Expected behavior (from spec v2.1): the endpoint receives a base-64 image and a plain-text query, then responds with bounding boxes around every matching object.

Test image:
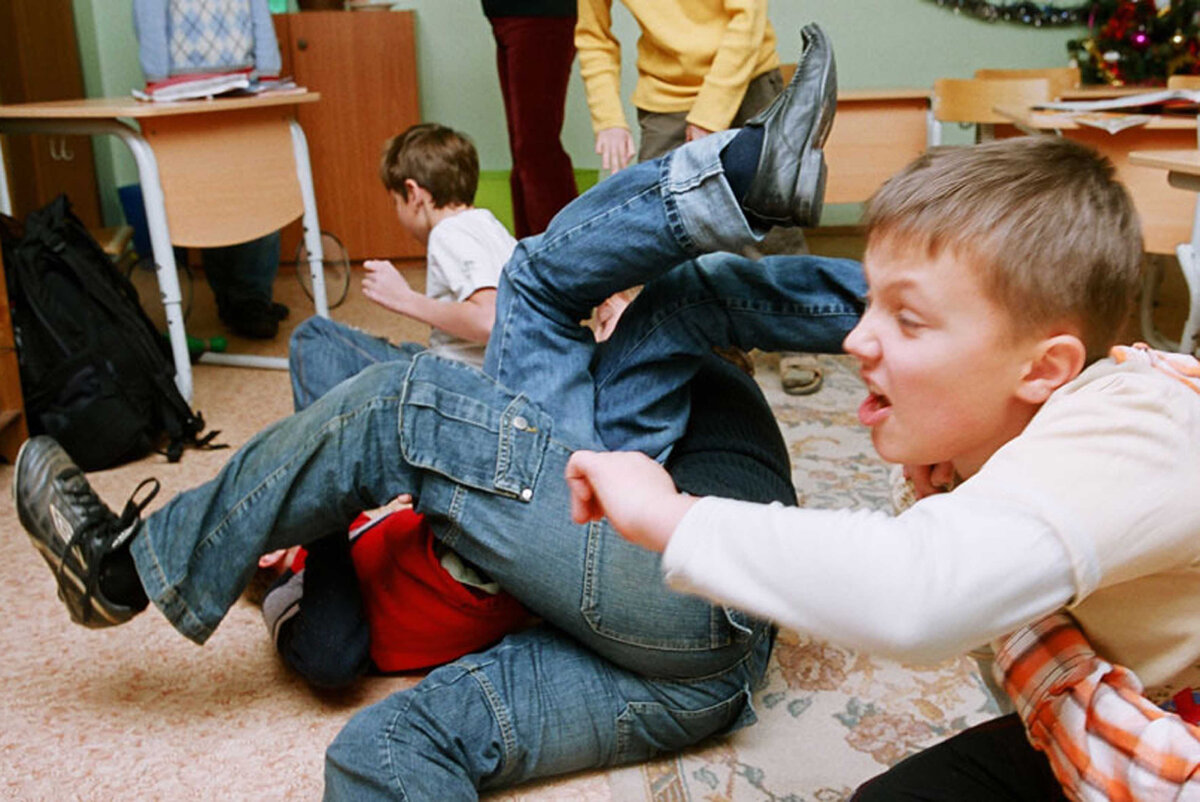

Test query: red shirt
[293,509,531,672]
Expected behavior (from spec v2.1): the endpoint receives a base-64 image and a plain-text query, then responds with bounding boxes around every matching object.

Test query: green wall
[70,0,1084,227]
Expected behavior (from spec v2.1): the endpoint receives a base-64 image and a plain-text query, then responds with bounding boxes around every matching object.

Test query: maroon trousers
[488,15,578,238]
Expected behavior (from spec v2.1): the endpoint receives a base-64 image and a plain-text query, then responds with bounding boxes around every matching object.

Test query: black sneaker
[12,436,159,628]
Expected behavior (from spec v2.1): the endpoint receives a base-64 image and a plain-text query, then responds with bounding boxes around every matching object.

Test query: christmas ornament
[1068,1,1200,85]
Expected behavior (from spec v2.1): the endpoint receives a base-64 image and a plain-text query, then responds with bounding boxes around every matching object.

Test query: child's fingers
[929,461,956,491]
[258,549,289,569]
[565,451,602,523]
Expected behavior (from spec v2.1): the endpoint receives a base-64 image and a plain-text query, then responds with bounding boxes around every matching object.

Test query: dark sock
[99,539,149,611]
[719,125,765,205]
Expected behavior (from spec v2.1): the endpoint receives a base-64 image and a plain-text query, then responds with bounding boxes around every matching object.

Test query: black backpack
[1,195,220,470]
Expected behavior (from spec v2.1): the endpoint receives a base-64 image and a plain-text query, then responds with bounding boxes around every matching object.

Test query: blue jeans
[288,318,424,411]
[130,354,774,798]
[127,133,856,799]
[290,244,864,460]
[485,130,863,456]
[588,251,863,454]
[199,230,282,315]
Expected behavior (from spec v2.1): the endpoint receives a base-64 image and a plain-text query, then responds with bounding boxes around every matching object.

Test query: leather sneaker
[742,23,837,227]
[13,436,158,627]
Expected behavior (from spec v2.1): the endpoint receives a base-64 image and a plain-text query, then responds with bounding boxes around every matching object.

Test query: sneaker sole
[12,438,126,626]
[794,48,835,227]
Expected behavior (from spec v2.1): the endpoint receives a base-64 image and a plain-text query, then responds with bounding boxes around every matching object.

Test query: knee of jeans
[326,665,503,800]
[325,703,409,801]
[289,317,325,372]
[613,682,754,766]
[289,315,338,355]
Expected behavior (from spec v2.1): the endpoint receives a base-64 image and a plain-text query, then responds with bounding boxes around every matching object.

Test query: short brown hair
[379,123,479,207]
[865,136,1142,360]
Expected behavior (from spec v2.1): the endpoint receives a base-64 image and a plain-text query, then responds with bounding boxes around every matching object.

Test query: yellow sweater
[576,0,780,134]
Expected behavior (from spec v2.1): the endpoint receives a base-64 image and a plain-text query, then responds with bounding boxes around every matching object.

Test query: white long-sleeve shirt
[663,347,1200,697]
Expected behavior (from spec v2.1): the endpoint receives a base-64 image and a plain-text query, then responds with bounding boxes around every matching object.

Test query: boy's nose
[842,319,877,363]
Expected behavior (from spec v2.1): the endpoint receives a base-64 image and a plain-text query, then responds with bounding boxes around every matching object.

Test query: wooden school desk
[1127,149,1200,354]
[0,91,328,402]
[993,103,1197,256]
[824,88,932,204]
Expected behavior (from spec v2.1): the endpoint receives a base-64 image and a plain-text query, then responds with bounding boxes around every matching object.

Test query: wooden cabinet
[274,11,423,261]
[0,0,102,229]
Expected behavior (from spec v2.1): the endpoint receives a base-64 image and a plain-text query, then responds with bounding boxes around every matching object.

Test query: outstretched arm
[566,450,696,550]
[362,259,496,344]
[995,613,1200,801]
[566,448,1074,663]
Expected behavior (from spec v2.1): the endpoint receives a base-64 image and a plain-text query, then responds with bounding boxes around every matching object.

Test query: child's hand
[362,259,416,314]
[565,450,698,552]
[592,293,630,342]
[903,461,956,499]
[595,127,635,174]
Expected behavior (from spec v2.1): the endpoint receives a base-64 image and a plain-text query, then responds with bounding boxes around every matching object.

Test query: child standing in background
[270,124,521,687]
[288,123,515,406]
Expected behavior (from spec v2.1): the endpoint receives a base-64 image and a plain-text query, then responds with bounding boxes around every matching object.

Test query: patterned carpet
[0,268,997,798]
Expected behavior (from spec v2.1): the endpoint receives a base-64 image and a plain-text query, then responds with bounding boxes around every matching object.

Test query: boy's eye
[895,310,924,331]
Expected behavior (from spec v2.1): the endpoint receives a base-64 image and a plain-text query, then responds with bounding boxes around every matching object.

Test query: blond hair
[379,123,479,208]
[865,137,1142,360]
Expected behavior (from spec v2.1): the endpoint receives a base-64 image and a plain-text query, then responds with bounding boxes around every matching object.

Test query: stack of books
[133,71,301,103]
[1036,88,1200,133]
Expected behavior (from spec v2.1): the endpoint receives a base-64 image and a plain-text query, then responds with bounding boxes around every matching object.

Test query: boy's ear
[403,178,428,205]
[1015,334,1086,404]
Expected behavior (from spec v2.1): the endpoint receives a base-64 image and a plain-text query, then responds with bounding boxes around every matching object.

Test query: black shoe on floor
[742,23,837,228]
[13,436,159,628]
[269,301,290,321]
[221,297,280,339]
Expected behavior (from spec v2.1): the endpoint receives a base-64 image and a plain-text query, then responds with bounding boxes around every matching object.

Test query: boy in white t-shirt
[288,123,515,407]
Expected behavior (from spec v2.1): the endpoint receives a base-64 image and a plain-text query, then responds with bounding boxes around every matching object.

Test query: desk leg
[195,120,327,372]
[289,120,327,318]
[119,130,194,402]
[0,119,195,402]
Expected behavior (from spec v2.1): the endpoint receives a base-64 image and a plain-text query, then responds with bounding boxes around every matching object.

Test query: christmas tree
[1070,0,1200,85]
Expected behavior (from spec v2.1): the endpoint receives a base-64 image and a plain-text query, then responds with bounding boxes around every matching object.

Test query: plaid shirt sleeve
[993,613,1200,801]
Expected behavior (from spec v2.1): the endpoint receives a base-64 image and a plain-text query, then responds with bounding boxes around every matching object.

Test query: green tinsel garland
[924,0,1089,26]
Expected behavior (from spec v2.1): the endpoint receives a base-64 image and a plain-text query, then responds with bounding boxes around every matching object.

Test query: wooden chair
[1167,74,1200,90]
[931,77,1053,144]
[774,65,932,205]
[974,66,1081,99]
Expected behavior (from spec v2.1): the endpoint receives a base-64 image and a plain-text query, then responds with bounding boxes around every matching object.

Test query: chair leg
[1139,256,1174,351]
[1176,242,1200,356]
[1140,250,1200,355]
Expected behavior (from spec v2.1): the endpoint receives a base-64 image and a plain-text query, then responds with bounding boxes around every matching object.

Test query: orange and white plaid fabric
[994,614,1200,801]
